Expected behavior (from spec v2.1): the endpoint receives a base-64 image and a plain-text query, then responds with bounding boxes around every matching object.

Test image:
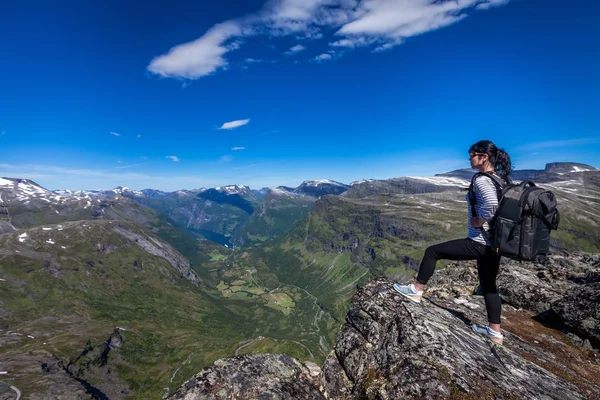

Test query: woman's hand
[470,216,486,228]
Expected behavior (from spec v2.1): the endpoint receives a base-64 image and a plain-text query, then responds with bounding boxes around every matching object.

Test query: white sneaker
[472,324,504,345]
[393,283,423,303]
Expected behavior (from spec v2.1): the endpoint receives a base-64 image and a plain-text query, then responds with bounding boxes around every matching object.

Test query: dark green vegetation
[237,190,315,245]
[0,221,334,399]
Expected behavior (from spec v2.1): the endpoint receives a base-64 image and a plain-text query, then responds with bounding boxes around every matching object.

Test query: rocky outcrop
[167,354,324,400]
[114,225,200,285]
[433,252,600,347]
[320,278,598,399]
[170,253,600,400]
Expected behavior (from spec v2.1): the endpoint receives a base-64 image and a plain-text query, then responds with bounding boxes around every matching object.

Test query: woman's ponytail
[469,140,514,184]
[495,148,513,184]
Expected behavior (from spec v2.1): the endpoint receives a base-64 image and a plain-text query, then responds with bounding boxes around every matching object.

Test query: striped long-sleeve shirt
[466,175,500,245]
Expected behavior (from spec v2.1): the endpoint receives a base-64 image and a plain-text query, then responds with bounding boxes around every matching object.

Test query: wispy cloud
[285,44,306,55]
[220,155,234,162]
[0,163,217,191]
[147,0,511,80]
[109,132,121,137]
[137,134,142,138]
[115,162,151,170]
[219,119,250,130]
[514,138,600,152]
[315,53,332,61]
[166,155,181,162]
[231,147,246,151]
[245,58,263,63]
[0,130,5,138]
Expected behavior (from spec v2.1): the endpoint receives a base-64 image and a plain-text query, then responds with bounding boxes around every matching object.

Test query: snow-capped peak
[351,179,375,186]
[216,184,249,195]
[300,179,347,187]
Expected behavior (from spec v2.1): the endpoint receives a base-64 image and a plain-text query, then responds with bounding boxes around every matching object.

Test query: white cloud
[477,0,510,10]
[110,132,121,137]
[245,58,264,63]
[231,147,246,151]
[219,119,250,130]
[166,155,181,162]
[221,155,234,162]
[285,44,306,54]
[148,0,511,79]
[148,21,244,79]
[115,162,150,170]
[315,53,332,61]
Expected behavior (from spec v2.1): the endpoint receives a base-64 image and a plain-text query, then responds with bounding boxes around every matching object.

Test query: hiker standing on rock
[394,140,513,345]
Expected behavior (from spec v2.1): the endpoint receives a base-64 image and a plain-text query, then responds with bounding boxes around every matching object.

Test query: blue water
[194,229,234,248]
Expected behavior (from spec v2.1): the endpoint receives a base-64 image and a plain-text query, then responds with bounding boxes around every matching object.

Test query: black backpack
[468,172,560,262]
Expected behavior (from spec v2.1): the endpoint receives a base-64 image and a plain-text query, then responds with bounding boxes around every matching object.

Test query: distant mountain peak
[216,184,251,195]
[545,162,598,174]
[293,179,350,197]
[299,179,347,187]
[351,179,375,186]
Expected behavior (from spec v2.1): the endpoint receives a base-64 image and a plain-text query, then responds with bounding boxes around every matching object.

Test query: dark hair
[469,140,513,183]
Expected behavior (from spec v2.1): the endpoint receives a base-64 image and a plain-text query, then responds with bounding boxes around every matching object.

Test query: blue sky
[1,0,599,191]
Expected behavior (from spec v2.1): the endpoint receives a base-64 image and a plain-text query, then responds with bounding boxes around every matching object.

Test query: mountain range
[0,162,599,399]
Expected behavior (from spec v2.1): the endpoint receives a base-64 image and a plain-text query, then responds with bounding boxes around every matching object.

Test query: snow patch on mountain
[351,179,375,186]
[571,166,595,172]
[301,179,347,187]
[407,176,470,187]
[269,188,295,197]
[216,185,250,195]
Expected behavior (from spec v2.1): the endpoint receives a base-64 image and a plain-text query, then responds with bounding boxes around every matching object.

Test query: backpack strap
[468,172,504,218]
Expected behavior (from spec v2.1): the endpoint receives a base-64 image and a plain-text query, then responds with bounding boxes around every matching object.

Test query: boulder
[167,354,325,400]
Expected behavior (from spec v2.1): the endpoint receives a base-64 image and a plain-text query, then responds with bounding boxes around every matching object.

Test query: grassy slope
[246,185,600,324]
[0,219,332,398]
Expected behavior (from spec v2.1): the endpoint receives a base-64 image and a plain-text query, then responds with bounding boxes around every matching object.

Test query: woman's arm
[472,176,499,226]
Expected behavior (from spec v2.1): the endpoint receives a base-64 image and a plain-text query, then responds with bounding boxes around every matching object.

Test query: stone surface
[320,278,596,400]
[167,354,326,400]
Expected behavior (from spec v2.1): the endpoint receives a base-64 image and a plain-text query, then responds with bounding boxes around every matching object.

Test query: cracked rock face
[320,278,592,400]
[167,354,325,400]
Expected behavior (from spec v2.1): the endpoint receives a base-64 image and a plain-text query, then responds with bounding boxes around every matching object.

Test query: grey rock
[552,281,600,347]
[321,278,589,400]
[167,354,326,400]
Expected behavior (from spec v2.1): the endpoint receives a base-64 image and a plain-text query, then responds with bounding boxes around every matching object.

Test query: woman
[394,140,513,345]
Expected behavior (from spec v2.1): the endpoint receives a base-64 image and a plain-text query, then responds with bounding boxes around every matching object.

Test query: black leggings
[416,238,502,324]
